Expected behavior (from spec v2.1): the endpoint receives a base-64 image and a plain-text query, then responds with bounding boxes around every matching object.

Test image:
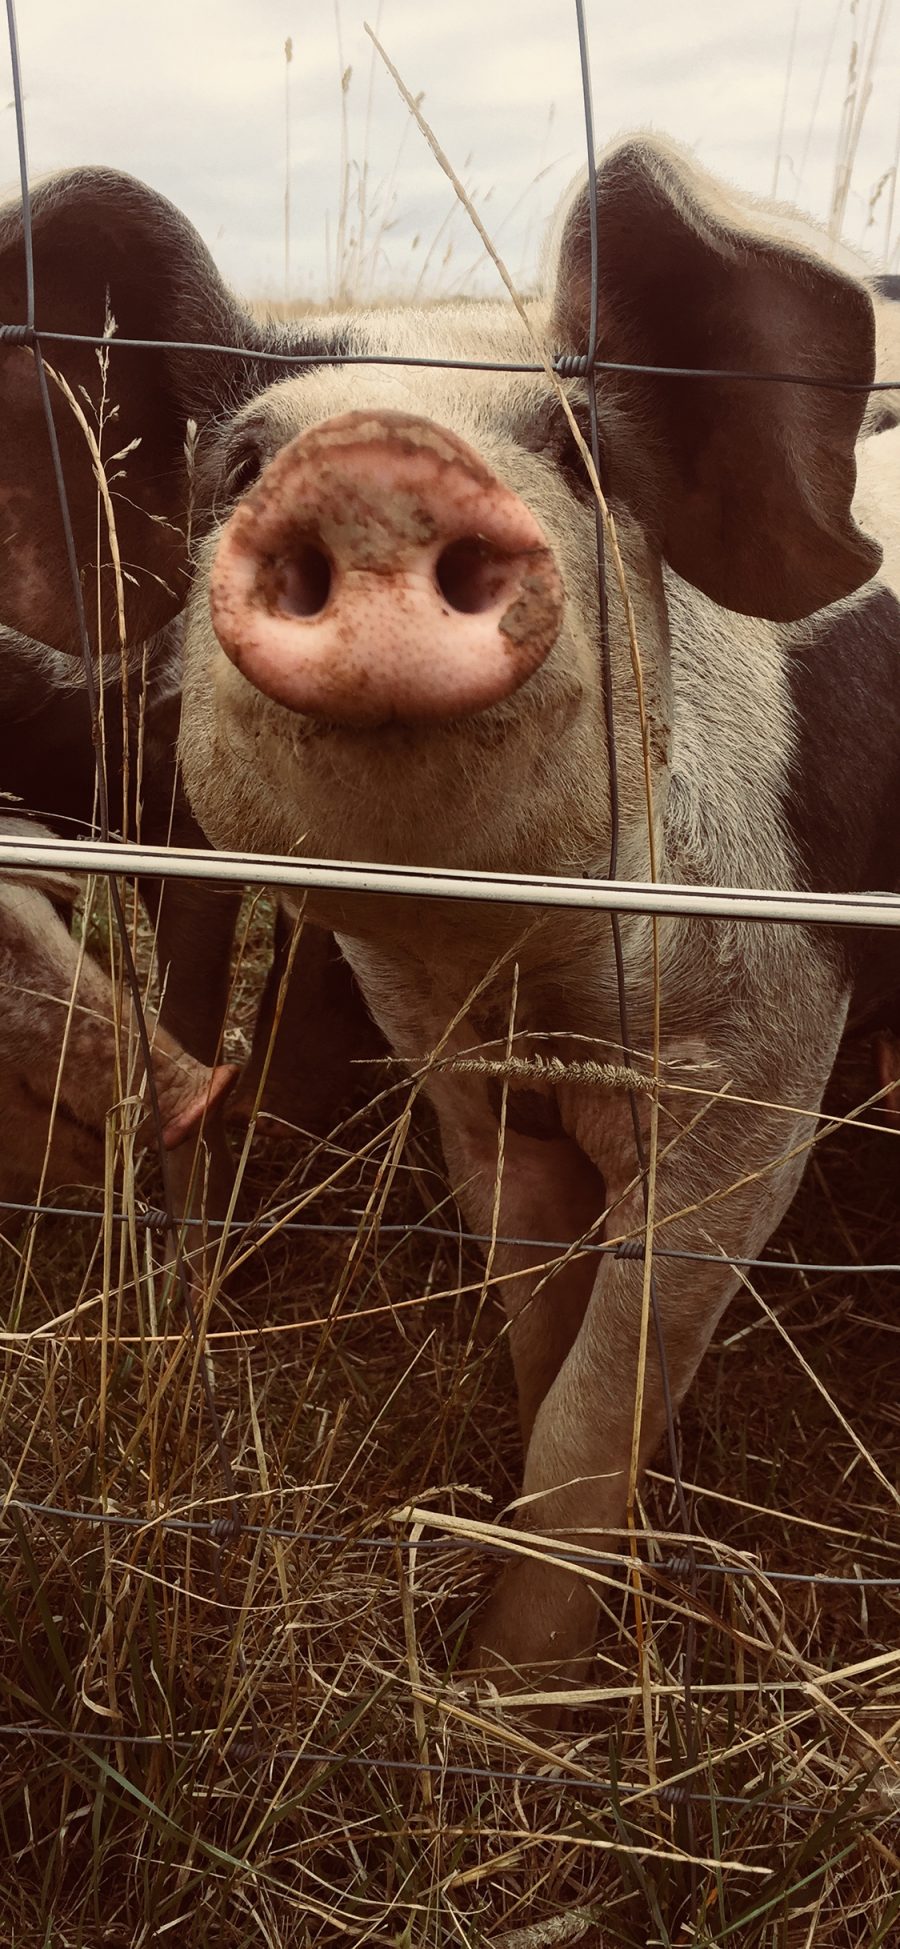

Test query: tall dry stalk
[333,0,352,302]
[772,2,801,199]
[829,0,892,243]
[884,104,900,262]
[283,36,293,306]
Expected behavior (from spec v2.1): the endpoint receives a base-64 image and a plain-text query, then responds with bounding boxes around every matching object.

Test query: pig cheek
[0,480,56,633]
[181,640,309,855]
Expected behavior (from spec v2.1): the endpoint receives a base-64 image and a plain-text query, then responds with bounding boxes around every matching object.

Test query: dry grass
[258,3,567,313]
[2,18,899,1942]
[1,885,898,1948]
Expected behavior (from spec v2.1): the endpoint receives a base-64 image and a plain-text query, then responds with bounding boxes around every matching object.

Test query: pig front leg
[237,907,385,1134]
[141,872,242,1067]
[873,1029,900,1115]
[134,759,242,1069]
[428,1068,606,1445]
[469,1071,838,1685]
[0,873,236,1233]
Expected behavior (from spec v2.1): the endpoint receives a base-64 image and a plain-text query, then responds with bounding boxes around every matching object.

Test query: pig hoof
[162,1062,240,1150]
[874,1031,900,1116]
[467,1560,598,1720]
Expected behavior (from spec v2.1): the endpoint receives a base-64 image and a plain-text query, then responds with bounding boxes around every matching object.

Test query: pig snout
[208,410,564,723]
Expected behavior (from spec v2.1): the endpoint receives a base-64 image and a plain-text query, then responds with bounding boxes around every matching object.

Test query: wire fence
[6,1493,900,1589]
[0,1716,879,1822]
[1,0,899,1924]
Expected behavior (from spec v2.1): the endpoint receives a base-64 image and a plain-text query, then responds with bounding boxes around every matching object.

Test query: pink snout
[209,410,564,723]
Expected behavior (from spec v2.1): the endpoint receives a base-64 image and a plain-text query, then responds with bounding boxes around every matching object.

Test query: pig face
[182,335,632,878]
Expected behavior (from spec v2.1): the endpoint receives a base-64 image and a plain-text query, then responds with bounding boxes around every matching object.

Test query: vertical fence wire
[573,0,700,1826]
[2,0,243,1538]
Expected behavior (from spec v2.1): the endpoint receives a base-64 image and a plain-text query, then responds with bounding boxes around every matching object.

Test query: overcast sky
[1,2,898,302]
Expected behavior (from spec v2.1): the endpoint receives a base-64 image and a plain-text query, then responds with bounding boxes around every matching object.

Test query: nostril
[435,536,512,615]
[270,540,333,618]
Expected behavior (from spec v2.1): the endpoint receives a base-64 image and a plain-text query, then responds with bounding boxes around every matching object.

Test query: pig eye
[225,438,264,499]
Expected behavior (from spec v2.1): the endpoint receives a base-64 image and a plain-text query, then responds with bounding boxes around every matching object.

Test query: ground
[0,892,898,1948]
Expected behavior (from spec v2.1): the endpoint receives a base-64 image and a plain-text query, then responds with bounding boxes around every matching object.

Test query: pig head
[0,622,381,1134]
[0,817,236,1230]
[0,138,892,1688]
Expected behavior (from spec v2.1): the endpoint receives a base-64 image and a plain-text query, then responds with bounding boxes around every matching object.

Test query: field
[1,882,899,1946]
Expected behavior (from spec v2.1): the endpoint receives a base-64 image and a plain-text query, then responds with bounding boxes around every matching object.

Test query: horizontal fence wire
[0,1723,871,1819]
[5,1495,899,1588]
[3,1195,900,1277]
[0,322,897,391]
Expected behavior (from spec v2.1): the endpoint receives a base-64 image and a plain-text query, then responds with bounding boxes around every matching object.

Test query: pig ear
[550,137,881,621]
[0,167,261,655]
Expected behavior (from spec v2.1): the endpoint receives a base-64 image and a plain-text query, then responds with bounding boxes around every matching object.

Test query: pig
[867,273,900,435]
[0,622,242,1065]
[0,138,898,1687]
[0,622,381,1130]
[0,814,236,1222]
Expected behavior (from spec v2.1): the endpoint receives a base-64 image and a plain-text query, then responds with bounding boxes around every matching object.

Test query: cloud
[0,0,897,299]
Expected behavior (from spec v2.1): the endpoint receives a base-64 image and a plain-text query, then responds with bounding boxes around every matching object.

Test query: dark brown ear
[0,167,261,655]
[551,137,881,621]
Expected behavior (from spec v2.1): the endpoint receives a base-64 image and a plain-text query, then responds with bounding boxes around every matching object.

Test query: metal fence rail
[8,830,900,928]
